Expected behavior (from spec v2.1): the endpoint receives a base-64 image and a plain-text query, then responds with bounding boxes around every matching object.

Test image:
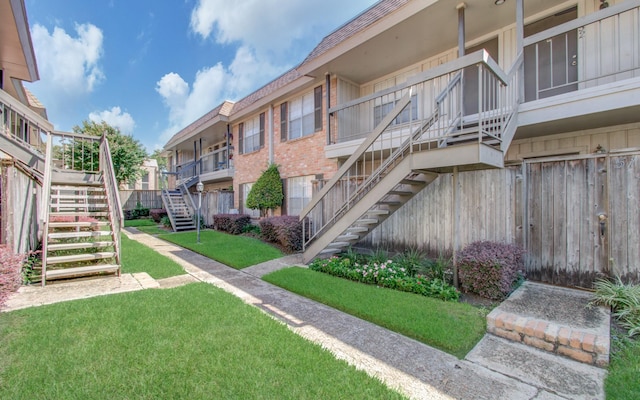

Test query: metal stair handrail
[301,50,516,251]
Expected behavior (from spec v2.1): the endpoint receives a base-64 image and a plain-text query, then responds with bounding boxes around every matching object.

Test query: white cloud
[88,106,136,135]
[31,23,105,95]
[157,0,377,148]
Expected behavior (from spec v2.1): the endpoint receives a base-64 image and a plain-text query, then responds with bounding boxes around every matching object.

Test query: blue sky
[24,0,378,153]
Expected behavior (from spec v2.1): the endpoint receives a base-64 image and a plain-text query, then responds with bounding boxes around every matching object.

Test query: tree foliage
[72,120,147,186]
[246,164,284,218]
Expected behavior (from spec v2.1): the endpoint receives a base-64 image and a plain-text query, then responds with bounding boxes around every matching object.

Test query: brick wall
[232,80,340,211]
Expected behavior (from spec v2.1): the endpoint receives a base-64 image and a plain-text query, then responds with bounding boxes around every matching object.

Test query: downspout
[268,104,274,164]
[516,0,524,102]
[226,124,230,169]
[325,73,331,145]
[456,3,466,57]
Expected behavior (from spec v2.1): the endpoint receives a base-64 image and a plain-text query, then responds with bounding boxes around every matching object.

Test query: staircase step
[48,231,113,239]
[48,221,109,228]
[336,234,360,242]
[356,218,378,225]
[400,178,427,186]
[388,190,412,196]
[51,194,107,200]
[47,252,116,265]
[46,264,120,280]
[51,185,104,191]
[50,211,109,218]
[47,241,114,251]
[377,200,402,206]
[175,226,195,231]
[346,227,369,234]
[365,210,390,216]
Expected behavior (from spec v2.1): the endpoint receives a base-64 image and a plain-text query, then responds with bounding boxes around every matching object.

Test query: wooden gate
[525,151,640,288]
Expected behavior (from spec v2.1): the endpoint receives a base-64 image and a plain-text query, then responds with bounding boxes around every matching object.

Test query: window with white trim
[242,182,260,218]
[240,113,264,154]
[141,172,149,190]
[288,86,322,140]
[287,175,314,216]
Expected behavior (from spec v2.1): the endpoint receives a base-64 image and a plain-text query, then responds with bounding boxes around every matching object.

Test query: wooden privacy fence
[120,190,163,210]
[360,151,640,288]
[191,190,234,227]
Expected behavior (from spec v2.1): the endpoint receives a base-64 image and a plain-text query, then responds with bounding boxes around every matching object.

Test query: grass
[158,230,283,269]
[123,218,157,227]
[606,335,640,399]
[263,267,487,358]
[0,283,404,400]
[120,234,184,279]
[135,225,171,235]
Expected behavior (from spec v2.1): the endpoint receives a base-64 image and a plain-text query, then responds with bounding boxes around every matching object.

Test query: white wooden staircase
[161,188,196,231]
[39,131,124,285]
[301,50,522,263]
[43,172,120,281]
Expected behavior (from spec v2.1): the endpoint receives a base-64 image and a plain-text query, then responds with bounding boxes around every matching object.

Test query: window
[141,172,149,190]
[288,86,322,140]
[242,183,260,218]
[373,93,418,127]
[239,112,265,154]
[287,175,314,216]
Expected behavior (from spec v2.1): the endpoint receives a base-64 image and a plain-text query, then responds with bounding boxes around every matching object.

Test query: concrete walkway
[2,228,608,399]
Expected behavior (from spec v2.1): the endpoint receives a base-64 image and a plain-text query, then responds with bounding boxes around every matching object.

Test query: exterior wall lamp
[495,0,506,5]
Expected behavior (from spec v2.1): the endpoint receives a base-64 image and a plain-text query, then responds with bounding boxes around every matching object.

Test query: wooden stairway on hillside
[42,171,121,283]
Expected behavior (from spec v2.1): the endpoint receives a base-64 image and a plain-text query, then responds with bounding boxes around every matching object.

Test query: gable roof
[163,100,234,149]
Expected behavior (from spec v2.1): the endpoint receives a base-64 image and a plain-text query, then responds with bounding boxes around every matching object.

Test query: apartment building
[163,0,640,287]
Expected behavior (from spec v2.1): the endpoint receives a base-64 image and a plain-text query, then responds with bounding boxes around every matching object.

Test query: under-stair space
[301,50,521,262]
[42,171,121,282]
[161,188,196,231]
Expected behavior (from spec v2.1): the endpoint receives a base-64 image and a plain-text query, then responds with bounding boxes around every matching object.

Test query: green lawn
[158,230,283,269]
[134,225,171,235]
[606,336,640,399]
[120,234,184,279]
[263,267,487,358]
[123,218,157,227]
[0,283,404,400]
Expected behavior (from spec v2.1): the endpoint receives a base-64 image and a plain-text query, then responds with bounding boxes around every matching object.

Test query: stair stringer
[303,155,437,263]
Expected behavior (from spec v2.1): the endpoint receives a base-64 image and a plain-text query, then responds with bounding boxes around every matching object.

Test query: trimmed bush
[0,245,24,308]
[213,214,251,235]
[457,241,526,301]
[150,209,168,223]
[259,216,302,252]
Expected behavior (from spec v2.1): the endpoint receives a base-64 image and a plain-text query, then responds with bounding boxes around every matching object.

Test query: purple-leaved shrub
[213,214,251,235]
[457,241,526,300]
[0,245,24,308]
[259,216,302,252]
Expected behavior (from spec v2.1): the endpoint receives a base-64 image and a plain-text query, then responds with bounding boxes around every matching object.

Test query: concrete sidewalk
[2,228,607,399]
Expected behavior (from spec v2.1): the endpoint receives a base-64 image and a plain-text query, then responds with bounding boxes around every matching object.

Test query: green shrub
[591,277,640,337]
[246,164,283,218]
[160,216,172,228]
[309,256,459,301]
[457,241,525,301]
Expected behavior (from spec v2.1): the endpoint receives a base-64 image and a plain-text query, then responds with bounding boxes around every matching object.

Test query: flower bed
[309,256,459,301]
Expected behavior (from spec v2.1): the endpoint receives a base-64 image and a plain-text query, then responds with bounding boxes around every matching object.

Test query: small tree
[246,164,284,218]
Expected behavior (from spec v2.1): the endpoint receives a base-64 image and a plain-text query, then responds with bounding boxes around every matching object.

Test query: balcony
[171,146,234,188]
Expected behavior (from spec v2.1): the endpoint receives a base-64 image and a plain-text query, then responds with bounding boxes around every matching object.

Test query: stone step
[485,282,610,367]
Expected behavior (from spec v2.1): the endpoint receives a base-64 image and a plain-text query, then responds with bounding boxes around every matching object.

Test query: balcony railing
[302,50,516,249]
[171,146,233,186]
[0,89,50,155]
[524,0,640,101]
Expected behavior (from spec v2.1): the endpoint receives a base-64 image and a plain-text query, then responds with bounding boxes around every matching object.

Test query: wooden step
[47,252,116,265]
[48,221,109,229]
[346,227,369,234]
[48,231,113,239]
[51,194,107,200]
[46,264,120,280]
[400,178,427,186]
[356,218,378,225]
[328,241,350,248]
[365,210,390,216]
[49,211,109,218]
[336,234,360,242]
[47,241,114,251]
[388,190,412,196]
[175,226,195,231]
[51,185,104,191]
[377,200,402,206]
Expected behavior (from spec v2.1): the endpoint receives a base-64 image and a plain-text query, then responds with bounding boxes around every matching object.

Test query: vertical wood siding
[359,152,639,287]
